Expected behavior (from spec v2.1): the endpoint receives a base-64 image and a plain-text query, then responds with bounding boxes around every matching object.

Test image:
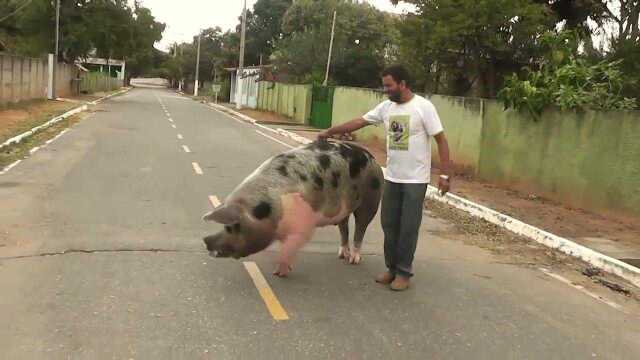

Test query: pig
[202,139,384,277]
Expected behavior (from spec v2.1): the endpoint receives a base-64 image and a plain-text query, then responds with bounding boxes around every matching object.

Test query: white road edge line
[255,130,295,149]
[0,160,22,175]
[192,162,203,175]
[539,268,626,313]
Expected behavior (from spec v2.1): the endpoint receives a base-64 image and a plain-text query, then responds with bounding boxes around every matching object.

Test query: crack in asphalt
[0,248,383,261]
[0,248,206,261]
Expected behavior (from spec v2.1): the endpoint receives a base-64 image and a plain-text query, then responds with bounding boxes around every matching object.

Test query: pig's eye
[225,225,233,233]
[233,223,241,232]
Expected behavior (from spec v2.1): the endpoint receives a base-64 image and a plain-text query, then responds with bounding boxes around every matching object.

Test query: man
[318,65,451,291]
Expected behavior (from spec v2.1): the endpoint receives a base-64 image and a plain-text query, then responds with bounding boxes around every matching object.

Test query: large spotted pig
[202,139,384,277]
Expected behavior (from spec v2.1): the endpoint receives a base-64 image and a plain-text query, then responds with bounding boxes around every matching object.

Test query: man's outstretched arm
[318,118,370,139]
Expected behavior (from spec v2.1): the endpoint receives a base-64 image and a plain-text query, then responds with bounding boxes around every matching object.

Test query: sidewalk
[220,105,640,268]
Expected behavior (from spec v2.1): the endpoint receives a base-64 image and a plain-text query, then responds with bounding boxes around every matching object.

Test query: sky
[135,0,417,52]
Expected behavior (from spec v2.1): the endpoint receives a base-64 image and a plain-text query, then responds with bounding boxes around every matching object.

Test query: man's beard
[388,91,402,103]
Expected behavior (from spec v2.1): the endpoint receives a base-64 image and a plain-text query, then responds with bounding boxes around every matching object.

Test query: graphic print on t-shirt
[388,114,410,151]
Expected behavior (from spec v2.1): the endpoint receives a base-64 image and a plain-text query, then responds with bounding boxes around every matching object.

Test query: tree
[244,0,292,65]
[273,0,396,87]
[394,0,555,97]
[601,0,640,43]
[0,0,165,82]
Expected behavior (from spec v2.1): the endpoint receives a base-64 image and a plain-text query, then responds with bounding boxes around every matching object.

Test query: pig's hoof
[338,246,350,260]
[349,251,361,265]
[273,265,292,277]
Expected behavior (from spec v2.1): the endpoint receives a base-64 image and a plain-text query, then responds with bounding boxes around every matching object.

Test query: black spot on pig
[295,170,308,182]
[276,165,289,177]
[317,154,331,170]
[370,177,381,190]
[311,140,333,152]
[233,223,241,232]
[331,171,340,188]
[312,173,324,190]
[252,201,272,219]
[338,144,353,159]
[225,225,233,233]
[349,150,369,178]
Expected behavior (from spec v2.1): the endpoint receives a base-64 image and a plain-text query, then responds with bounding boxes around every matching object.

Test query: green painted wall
[331,87,640,215]
[256,82,312,124]
[426,95,484,174]
[258,82,640,215]
[331,87,484,173]
[479,101,640,215]
[331,86,386,141]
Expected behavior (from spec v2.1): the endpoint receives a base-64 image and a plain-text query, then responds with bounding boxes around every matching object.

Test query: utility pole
[194,31,201,96]
[323,10,337,87]
[236,0,247,110]
[50,0,61,99]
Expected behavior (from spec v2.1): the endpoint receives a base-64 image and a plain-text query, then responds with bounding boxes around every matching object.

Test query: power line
[0,0,34,23]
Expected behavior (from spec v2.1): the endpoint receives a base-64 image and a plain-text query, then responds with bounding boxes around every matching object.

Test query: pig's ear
[202,204,242,224]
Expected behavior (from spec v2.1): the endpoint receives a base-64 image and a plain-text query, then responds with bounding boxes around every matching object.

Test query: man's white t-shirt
[363,94,443,184]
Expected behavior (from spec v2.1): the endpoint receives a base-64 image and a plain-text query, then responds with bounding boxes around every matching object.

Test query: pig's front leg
[273,232,313,277]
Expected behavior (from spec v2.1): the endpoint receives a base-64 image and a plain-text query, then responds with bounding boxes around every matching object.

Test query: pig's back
[225,140,383,225]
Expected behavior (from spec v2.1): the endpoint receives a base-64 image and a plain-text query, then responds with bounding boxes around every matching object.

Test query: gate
[309,85,334,129]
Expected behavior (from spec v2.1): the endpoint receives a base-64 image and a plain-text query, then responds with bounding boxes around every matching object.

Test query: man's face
[382,75,404,103]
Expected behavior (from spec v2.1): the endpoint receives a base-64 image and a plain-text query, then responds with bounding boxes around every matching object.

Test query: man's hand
[317,129,333,140]
[438,175,451,196]
[317,118,369,141]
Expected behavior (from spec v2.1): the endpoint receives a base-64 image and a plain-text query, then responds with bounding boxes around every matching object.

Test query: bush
[498,31,638,116]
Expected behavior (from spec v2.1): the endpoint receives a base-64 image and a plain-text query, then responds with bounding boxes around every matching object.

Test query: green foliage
[272,0,395,87]
[0,0,164,81]
[244,0,292,65]
[394,0,554,96]
[498,32,638,116]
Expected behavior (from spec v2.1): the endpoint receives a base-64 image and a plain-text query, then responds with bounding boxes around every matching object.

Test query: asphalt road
[1,88,639,359]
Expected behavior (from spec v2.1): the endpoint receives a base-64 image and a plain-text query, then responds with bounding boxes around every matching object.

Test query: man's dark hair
[381,65,411,88]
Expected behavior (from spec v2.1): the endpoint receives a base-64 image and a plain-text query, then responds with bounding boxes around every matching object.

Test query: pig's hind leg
[337,216,350,260]
[350,181,383,264]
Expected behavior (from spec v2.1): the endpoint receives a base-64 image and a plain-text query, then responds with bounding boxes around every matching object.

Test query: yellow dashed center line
[171,124,177,129]
[177,134,183,140]
[191,162,203,175]
[182,145,191,153]
[243,262,289,321]
[208,195,221,208]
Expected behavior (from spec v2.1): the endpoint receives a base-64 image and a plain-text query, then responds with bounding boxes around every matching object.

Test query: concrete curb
[424,187,640,288]
[0,105,87,150]
[197,98,640,289]
[0,87,131,151]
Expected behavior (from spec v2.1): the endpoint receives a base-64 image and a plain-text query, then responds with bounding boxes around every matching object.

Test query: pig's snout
[203,233,230,258]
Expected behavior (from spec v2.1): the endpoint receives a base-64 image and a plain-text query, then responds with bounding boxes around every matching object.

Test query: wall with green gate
[256,82,312,124]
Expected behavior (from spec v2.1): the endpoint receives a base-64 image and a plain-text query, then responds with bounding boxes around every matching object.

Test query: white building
[226,65,271,109]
